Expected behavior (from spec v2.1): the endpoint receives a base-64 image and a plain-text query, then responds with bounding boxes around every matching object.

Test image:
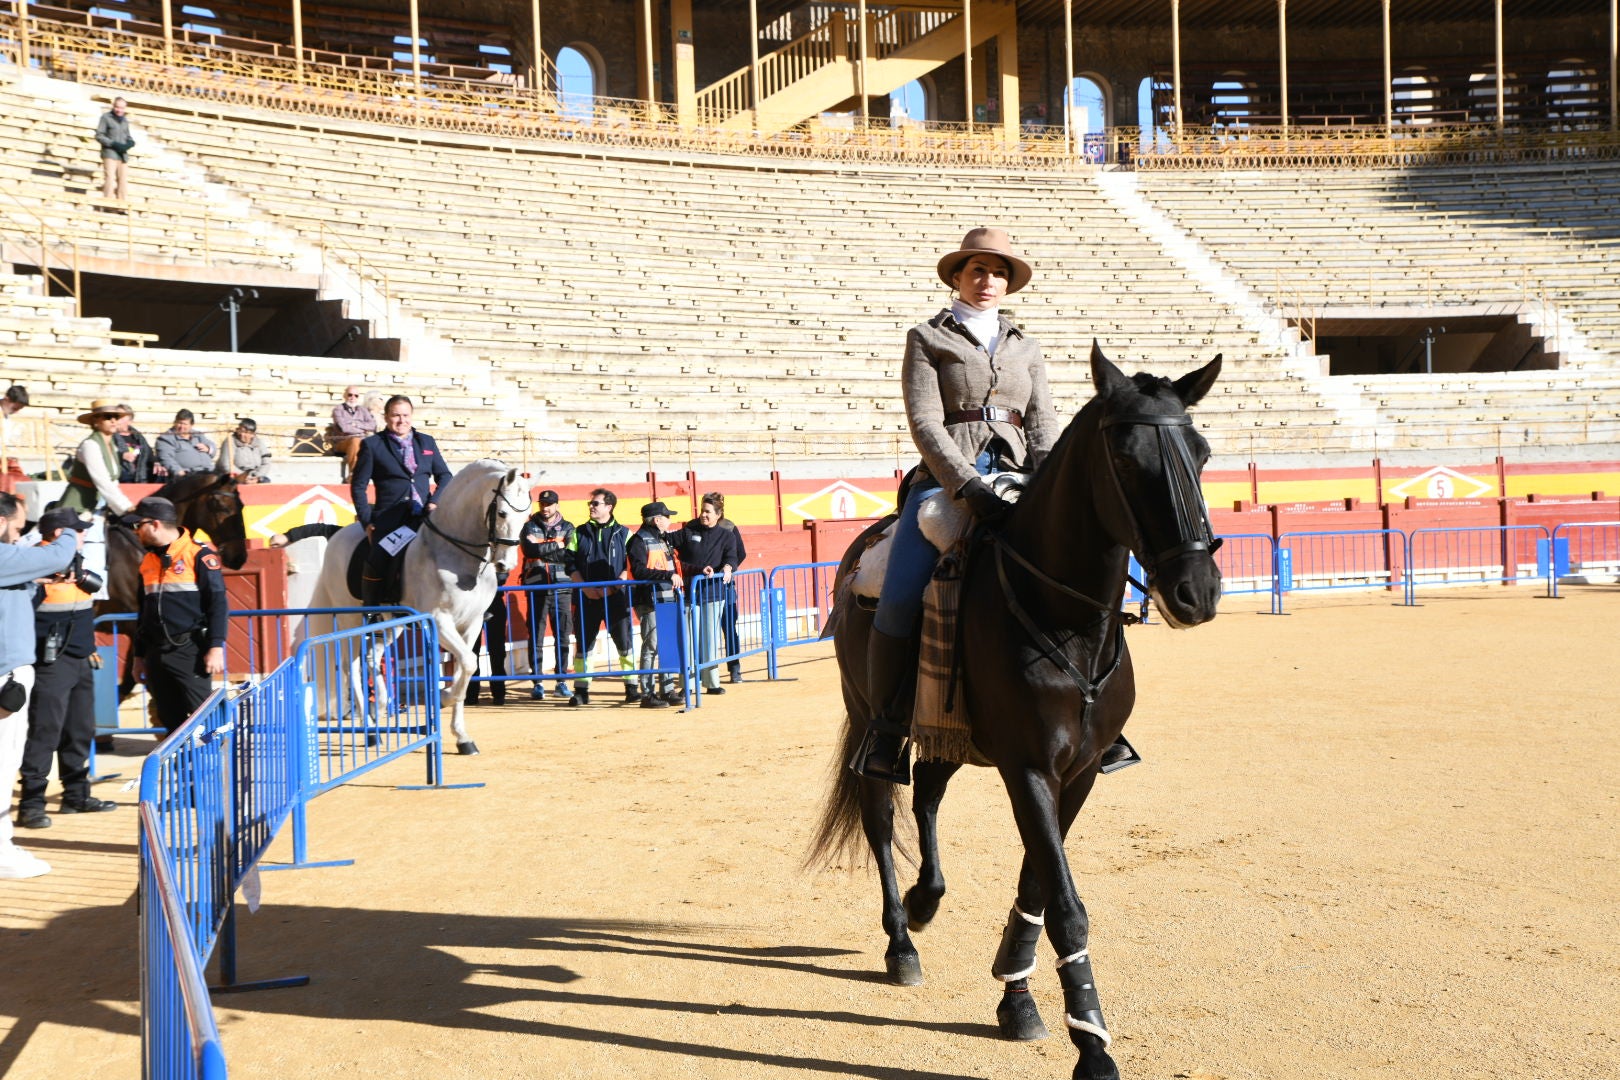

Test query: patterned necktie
[396,433,421,506]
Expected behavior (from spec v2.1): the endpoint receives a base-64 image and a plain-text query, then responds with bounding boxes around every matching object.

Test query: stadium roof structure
[1009,0,1612,29]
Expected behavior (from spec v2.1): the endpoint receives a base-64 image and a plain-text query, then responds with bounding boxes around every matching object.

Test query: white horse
[307,458,529,755]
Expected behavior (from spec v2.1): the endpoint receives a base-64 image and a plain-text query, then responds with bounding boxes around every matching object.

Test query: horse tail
[804,711,913,870]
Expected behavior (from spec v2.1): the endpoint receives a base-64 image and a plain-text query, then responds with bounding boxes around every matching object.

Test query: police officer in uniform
[519,489,576,702]
[350,395,452,616]
[125,496,228,734]
[17,508,115,829]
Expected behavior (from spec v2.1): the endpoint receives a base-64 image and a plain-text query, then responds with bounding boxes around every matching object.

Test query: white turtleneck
[950,299,1002,357]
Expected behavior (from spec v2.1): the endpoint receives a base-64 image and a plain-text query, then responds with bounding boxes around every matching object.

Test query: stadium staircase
[695,1,1017,135]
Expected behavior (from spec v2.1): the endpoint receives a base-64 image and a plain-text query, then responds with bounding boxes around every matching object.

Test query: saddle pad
[911,551,991,767]
[346,536,409,604]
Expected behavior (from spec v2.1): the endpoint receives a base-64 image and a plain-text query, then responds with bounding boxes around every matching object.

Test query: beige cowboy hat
[936,227,1033,295]
[77,398,131,425]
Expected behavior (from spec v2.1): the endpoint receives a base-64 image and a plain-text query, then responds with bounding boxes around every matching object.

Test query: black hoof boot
[457,740,479,755]
[903,884,942,931]
[996,990,1049,1041]
[848,728,912,785]
[885,951,923,986]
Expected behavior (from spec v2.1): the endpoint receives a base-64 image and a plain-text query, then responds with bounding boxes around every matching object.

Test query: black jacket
[351,429,453,529]
[115,426,155,484]
[572,517,630,585]
[673,517,746,582]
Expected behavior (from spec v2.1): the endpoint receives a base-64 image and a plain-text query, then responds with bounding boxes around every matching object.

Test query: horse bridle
[1096,411,1222,584]
[985,405,1221,712]
[421,479,526,565]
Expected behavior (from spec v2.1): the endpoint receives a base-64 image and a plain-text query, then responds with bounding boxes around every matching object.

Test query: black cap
[37,507,92,533]
[120,495,179,526]
[538,489,559,505]
[640,501,674,519]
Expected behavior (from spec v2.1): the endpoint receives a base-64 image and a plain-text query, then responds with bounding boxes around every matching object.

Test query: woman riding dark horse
[851,228,1133,783]
[813,342,1225,1080]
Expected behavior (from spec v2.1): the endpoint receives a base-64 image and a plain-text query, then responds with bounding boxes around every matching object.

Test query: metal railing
[1547,520,1620,598]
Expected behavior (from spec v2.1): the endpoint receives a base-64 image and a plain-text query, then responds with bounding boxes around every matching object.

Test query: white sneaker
[0,848,52,879]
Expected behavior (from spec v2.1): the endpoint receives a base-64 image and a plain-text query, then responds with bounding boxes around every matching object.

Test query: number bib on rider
[378,525,417,556]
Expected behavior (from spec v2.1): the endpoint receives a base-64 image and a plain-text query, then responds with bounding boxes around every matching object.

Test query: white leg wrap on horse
[1013,902,1045,926]
[1065,1014,1112,1048]
[992,905,1044,982]
[1055,950,1089,968]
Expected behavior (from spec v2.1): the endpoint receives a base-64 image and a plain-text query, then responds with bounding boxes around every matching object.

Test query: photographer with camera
[125,496,228,734]
[16,509,115,832]
[95,96,135,203]
[0,491,81,880]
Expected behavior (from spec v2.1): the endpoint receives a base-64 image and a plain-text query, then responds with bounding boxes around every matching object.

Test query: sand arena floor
[3,585,1617,1080]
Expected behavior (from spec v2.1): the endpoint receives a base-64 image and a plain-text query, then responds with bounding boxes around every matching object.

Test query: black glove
[959,477,1010,524]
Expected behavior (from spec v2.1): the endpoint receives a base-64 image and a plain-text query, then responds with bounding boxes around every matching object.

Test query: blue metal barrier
[763,562,838,678]
[1272,529,1406,613]
[470,580,694,708]
[1547,520,1620,598]
[686,568,767,704]
[1213,533,1280,613]
[1406,525,1551,604]
[139,803,227,1080]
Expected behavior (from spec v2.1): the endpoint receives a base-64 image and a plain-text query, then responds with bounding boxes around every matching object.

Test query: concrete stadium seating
[4,69,1618,471]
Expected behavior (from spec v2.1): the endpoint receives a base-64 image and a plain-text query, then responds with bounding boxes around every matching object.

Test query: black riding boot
[360,574,387,624]
[848,627,919,785]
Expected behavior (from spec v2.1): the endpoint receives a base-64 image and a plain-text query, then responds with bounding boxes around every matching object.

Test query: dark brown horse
[102,471,249,615]
[810,344,1224,1080]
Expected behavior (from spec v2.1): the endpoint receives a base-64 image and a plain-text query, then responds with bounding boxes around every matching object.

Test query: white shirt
[950,300,1002,357]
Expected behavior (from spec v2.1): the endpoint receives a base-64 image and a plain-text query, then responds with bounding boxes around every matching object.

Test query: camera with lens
[66,553,104,595]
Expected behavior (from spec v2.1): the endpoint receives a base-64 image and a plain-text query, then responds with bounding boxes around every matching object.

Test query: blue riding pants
[872,450,993,638]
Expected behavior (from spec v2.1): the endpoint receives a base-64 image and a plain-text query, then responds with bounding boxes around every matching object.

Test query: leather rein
[421,479,526,566]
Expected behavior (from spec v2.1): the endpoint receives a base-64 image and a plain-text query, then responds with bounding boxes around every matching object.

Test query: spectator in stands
[674,492,745,695]
[125,495,227,734]
[217,417,271,483]
[154,409,217,478]
[520,489,576,702]
[350,395,451,618]
[54,400,135,518]
[0,490,81,879]
[568,488,636,706]
[94,97,134,203]
[113,404,158,483]
[16,508,114,831]
[328,386,377,479]
[627,502,683,709]
[851,228,1060,785]
[1,386,28,479]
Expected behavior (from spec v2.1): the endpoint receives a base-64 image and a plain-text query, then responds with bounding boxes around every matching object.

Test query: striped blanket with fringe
[912,548,991,767]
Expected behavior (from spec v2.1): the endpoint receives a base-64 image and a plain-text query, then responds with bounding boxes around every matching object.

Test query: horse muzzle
[1147,552,1222,629]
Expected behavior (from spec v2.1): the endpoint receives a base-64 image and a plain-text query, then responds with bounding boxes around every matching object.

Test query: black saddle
[346,537,409,605]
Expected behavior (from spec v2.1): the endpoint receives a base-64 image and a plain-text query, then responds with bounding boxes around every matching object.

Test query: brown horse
[810,344,1224,1080]
[102,471,249,615]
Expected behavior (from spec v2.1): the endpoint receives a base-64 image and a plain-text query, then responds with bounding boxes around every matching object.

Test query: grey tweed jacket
[901,309,1059,496]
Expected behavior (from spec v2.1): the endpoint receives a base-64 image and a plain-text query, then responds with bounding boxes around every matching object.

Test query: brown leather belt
[945,407,1023,429]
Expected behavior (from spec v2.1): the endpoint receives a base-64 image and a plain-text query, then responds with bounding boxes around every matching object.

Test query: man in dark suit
[350,394,453,614]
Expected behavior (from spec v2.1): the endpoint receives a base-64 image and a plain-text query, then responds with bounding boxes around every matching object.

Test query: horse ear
[1173,353,1222,408]
[1089,340,1131,395]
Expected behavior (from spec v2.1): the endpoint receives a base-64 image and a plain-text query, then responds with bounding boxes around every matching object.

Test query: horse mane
[155,471,230,503]
[430,458,514,521]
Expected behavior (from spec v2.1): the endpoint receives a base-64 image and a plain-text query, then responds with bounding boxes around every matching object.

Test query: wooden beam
[409,0,422,95]
[161,0,173,61]
[1494,0,1504,131]
[1278,0,1288,133]
[530,0,542,97]
[1171,0,1183,135]
[1063,0,1074,155]
[964,0,974,131]
[749,0,760,132]
[292,0,304,78]
[857,0,868,127]
[1382,0,1392,135]
[640,0,655,115]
